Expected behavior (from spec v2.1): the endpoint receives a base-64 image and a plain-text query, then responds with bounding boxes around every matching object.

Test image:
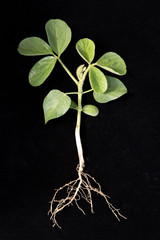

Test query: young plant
[18,19,128,228]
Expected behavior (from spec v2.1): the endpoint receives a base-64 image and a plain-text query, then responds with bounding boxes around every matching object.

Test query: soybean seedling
[18,19,128,228]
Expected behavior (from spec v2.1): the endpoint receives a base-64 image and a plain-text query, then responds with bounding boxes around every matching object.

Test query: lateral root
[48,166,127,228]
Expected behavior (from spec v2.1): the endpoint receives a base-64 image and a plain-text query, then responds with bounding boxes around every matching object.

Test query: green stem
[75,65,91,173]
[75,80,84,173]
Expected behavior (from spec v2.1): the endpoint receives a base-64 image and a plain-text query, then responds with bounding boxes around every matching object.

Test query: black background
[1,0,160,239]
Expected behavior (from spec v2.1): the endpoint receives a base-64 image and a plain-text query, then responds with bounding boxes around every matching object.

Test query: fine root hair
[48,165,127,228]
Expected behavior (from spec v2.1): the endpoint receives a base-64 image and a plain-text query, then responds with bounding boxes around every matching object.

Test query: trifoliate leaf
[17,37,53,56]
[29,56,57,86]
[70,100,78,110]
[76,38,95,63]
[93,76,127,103]
[89,67,107,93]
[96,52,127,75]
[45,19,71,56]
[43,90,71,123]
[82,105,99,116]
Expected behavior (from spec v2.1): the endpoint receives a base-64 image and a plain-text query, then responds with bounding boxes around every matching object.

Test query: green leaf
[45,19,71,56]
[82,105,99,117]
[70,100,78,110]
[17,37,53,56]
[89,67,107,93]
[76,38,95,63]
[43,90,71,123]
[93,76,127,103]
[29,56,57,86]
[96,52,127,75]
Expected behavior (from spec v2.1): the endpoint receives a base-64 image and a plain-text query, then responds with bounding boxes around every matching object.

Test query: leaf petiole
[58,57,79,85]
[65,92,78,95]
[50,51,79,86]
[83,89,93,94]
